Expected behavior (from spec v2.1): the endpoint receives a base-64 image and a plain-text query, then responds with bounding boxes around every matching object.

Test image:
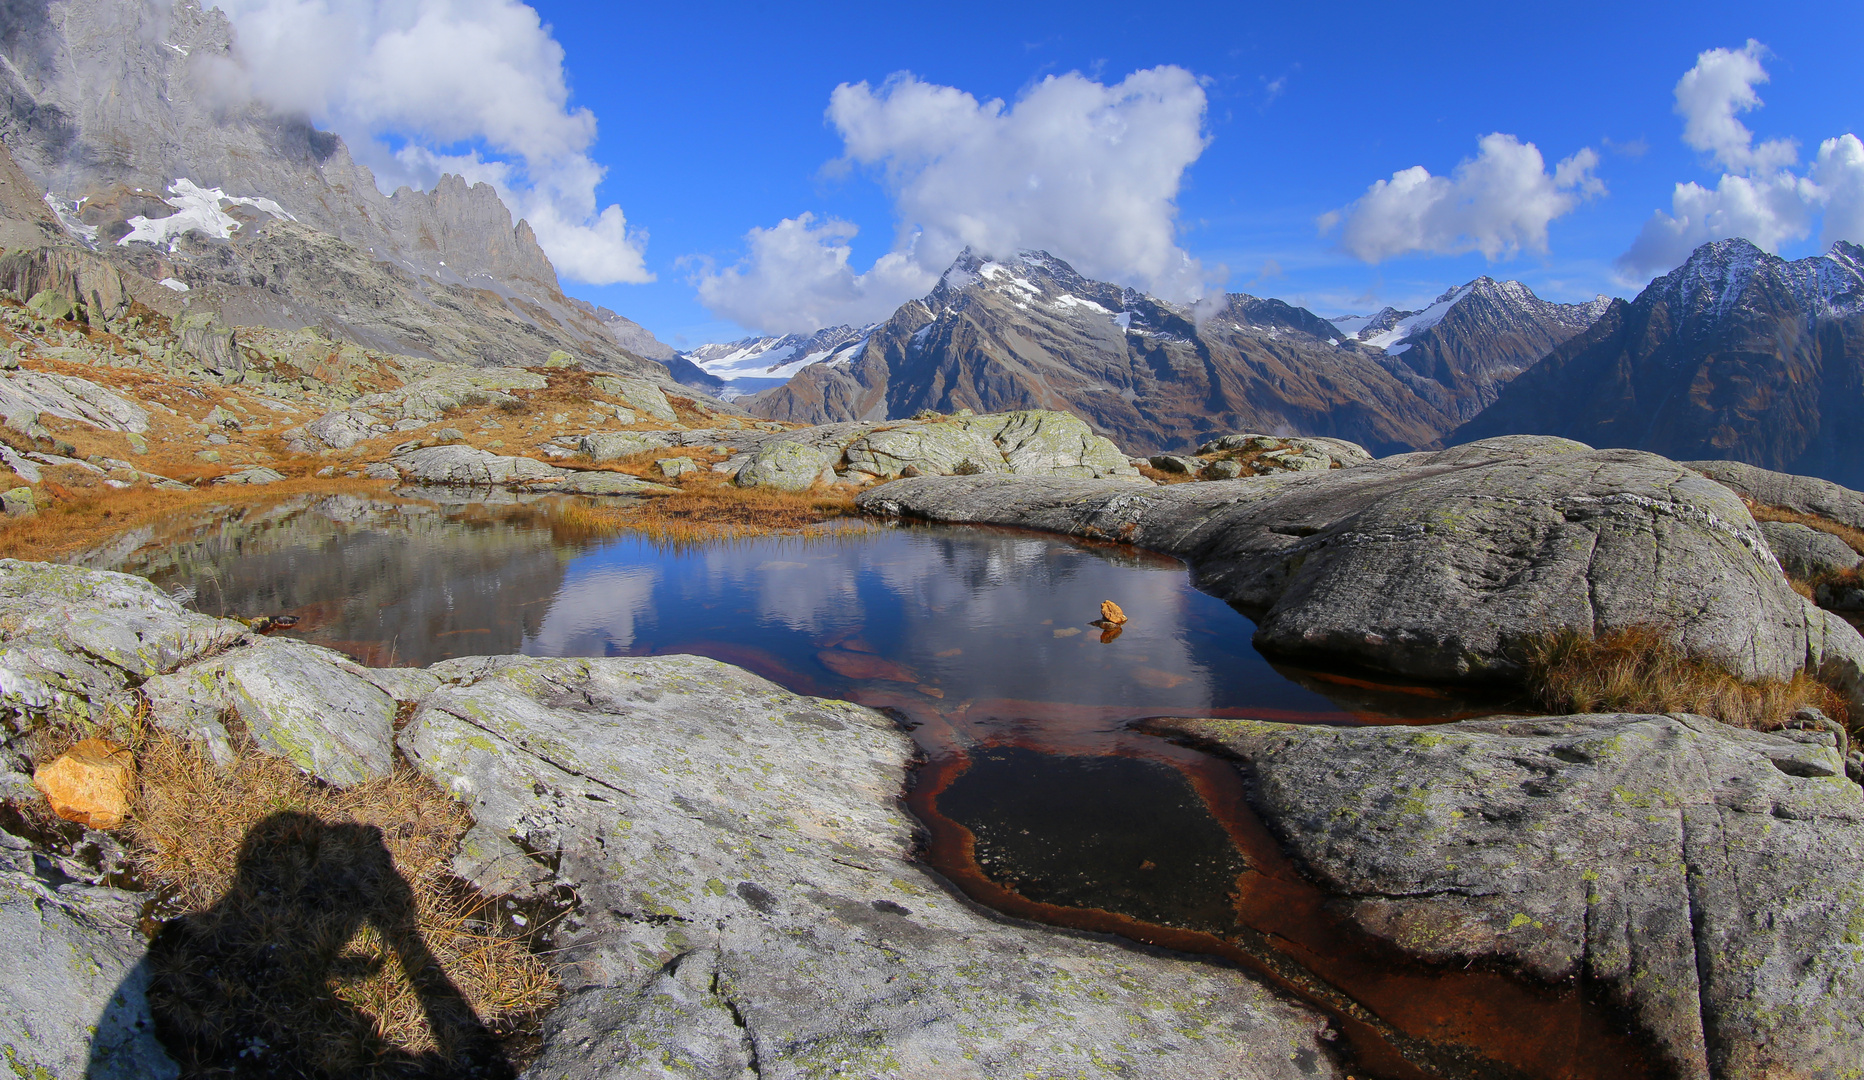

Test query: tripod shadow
[115,811,513,1079]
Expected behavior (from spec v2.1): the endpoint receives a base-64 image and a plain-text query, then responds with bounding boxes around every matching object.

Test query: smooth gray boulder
[213,466,286,485]
[592,375,679,423]
[548,470,678,496]
[353,369,546,422]
[971,410,1142,478]
[1760,520,1862,579]
[390,445,565,486]
[1201,433,1374,469]
[0,370,149,434]
[1688,459,1864,531]
[1151,712,1864,1080]
[733,439,838,490]
[300,408,389,450]
[143,638,397,785]
[579,431,675,462]
[399,655,1336,1079]
[858,442,1864,700]
[843,423,1007,479]
[0,831,179,1080]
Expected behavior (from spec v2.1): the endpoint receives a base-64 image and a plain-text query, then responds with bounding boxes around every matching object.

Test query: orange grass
[1523,625,1849,733]
[127,731,557,1077]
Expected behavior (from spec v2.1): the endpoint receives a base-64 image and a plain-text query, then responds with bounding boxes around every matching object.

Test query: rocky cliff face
[743,251,1607,456]
[747,250,1473,456]
[1457,239,1864,487]
[0,0,669,376]
[1335,279,1611,424]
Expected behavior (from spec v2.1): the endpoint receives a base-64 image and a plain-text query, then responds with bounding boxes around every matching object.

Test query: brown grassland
[1523,625,1851,736]
[18,712,558,1076]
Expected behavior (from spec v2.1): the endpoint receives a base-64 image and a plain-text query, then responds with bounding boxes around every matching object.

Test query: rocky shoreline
[6,432,1864,1078]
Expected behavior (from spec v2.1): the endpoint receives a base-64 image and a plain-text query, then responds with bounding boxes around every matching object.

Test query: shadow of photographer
[104,810,514,1079]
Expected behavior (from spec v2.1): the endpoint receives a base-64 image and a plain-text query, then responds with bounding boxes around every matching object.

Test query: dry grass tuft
[128,732,556,1078]
[533,480,862,546]
[1524,625,1848,732]
[1746,500,1864,556]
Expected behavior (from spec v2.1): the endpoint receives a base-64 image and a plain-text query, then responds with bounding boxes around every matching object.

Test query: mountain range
[3,0,1860,485]
[691,250,1608,456]
[1459,238,1864,486]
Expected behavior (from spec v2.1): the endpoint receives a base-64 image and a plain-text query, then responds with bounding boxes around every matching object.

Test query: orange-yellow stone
[1100,600,1129,625]
[33,738,133,829]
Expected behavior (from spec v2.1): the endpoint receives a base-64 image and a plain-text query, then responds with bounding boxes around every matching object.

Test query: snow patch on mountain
[118,180,296,251]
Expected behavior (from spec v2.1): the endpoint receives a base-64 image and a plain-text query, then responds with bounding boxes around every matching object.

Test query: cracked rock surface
[399,654,1338,1080]
[858,437,1864,699]
[1151,712,1864,1080]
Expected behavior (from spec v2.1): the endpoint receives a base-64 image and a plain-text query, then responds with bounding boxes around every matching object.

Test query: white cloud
[1321,134,1603,262]
[208,0,650,285]
[1814,134,1864,250]
[1617,42,1864,280]
[1673,39,1796,173]
[695,214,937,336]
[696,66,1211,334]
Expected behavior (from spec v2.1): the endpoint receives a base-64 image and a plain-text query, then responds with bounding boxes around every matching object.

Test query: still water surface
[86,494,1646,1079]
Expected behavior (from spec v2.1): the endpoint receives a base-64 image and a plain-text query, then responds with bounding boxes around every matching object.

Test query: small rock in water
[33,738,133,829]
[1100,600,1128,625]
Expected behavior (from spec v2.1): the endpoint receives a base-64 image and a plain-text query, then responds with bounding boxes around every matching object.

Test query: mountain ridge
[729,248,1609,455]
[1456,238,1864,486]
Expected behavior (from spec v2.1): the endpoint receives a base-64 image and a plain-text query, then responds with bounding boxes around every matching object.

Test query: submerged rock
[858,440,1864,700]
[399,654,1336,1078]
[1152,712,1864,1080]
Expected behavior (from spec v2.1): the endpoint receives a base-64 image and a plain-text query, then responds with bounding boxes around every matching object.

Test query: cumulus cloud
[696,66,1211,334]
[1673,40,1796,173]
[1319,134,1603,263]
[695,214,937,336]
[1617,42,1864,279]
[207,0,650,284]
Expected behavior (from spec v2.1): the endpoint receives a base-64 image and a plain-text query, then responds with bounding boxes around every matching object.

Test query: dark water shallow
[85,494,1653,1080]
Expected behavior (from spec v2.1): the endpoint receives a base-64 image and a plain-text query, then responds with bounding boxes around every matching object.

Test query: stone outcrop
[0,829,178,1079]
[858,437,1864,699]
[1760,520,1862,579]
[1688,458,1864,531]
[0,368,149,435]
[389,445,568,487]
[0,559,243,730]
[1151,712,1864,1080]
[401,654,1336,1078]
[142,637,397,785]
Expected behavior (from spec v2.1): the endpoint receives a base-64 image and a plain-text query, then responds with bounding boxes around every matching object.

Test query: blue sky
[217,0,1863,347]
